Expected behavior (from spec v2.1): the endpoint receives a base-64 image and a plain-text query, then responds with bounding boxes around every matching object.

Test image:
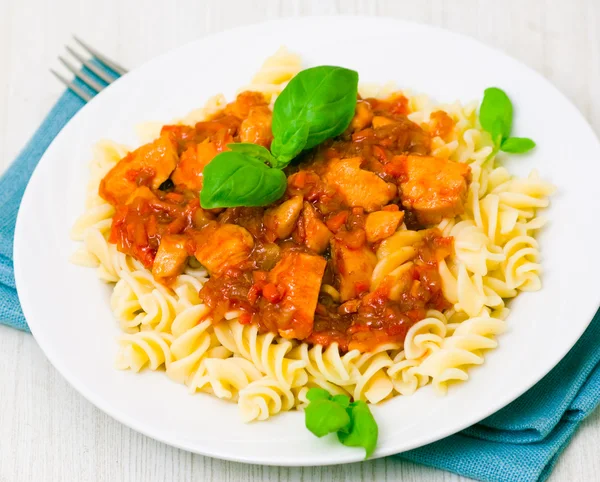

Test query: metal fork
[51,36,128,102]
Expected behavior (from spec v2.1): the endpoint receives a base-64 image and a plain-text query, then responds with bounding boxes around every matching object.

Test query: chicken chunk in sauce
[388,155,471,225]
[100,134,178,205]
[192,222,254,276]
[262,251,327,339]
[323,157,396,213]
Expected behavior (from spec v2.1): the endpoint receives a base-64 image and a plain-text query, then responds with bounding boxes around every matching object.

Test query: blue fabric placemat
[1,65,599,482]
[0,88,85,331]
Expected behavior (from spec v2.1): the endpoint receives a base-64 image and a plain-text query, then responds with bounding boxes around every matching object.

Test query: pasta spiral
[167,318,217,384]
[387,351,430,396]
[214,318,308,389]
[353,345,398,403]
[238,377,296,422]
[288,342,360,388]
[243,47,302,103]
[414,315,506,394]
[115,331,173,372]
[189,357,263,400]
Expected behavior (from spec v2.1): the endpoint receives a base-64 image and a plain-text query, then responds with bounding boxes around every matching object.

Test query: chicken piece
[100,134,178,205]
[239,105,273,147]
[124,185,158,205]
[365,210,405,243]
[192,222,254,275]
[351,100,374,132]
[152,235,189,279]
[194,116,240,139]
[160,124,197,147]
[323,157,396,212]
[392,155,471,225]
[331,237,378,302]
[225,91,269,119]
[264,196,303,240]
[301,202,332,254]
[267,252,326,339]
[171,141,219,191]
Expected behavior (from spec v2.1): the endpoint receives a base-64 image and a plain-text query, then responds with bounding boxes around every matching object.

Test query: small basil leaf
[305,399,351,438]
[306,388,332,402]
[480,87,513,141]
[331,394,351,408]
[491,119,505,147]
[270,122,309,166]
[227,143,278,167]
[200,151,286,209]
[272,65,358,163]
[500,137,536,154]
[337,401,378,459]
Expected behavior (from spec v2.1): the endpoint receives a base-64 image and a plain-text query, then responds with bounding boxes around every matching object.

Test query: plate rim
[14,15,600,466]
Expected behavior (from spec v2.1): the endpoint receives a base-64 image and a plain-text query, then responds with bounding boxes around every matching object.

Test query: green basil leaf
[306,388,332,402]
[271,65,358,163]
[270,122,309,166]
[480,87,513,142]
[337,401,378,459]
[227,143,279,167]
[200,151,286,209]
[305,399,351,438]
[331,394,351,408]
[500,137,536,154]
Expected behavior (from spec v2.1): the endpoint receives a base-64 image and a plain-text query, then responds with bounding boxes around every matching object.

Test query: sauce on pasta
[100,91,470,352]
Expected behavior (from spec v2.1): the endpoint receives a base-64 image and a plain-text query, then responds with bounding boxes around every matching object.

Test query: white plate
[14,17,600,466]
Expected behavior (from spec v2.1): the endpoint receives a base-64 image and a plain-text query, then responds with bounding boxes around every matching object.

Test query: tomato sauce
[100,91,460,352]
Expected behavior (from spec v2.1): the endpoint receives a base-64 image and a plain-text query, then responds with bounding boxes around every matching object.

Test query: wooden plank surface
[1,1,599,480]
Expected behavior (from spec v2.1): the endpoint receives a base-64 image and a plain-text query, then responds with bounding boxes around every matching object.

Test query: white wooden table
[1,1,600,481]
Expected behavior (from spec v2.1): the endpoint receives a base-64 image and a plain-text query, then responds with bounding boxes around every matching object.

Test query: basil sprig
[271,66,359,163]
[199,66,359,209]
[480,87,536,154]
[304,388,378,459]
[200,151,286,208]
[227,142,279,167]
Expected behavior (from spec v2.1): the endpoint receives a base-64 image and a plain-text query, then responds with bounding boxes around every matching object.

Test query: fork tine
[73,35,128,75]
[59,56,104,93]
[50,69,93,102]
[66,46,117,84]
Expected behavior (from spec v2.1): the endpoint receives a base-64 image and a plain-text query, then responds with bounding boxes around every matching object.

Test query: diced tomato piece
[326,211,349,233]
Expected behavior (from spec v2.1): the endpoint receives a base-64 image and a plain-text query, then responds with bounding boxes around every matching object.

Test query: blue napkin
[0,88,84,331]
[2,64,599,482]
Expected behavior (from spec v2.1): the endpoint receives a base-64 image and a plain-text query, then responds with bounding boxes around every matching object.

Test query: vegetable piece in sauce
[263,196,304,240]
[300,202,332,254]
[350,101,374,132]
[152,234,189,279]
[331,236,377,302]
